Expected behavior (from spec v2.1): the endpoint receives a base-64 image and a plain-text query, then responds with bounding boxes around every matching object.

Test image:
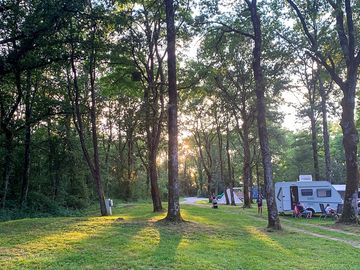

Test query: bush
[27,191,61,214]
[65,195,89,210]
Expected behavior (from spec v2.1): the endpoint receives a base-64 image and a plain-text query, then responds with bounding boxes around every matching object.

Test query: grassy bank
[0,202,359,270]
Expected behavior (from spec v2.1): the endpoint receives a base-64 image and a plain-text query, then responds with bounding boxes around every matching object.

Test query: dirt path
[246,213,360,249]
[182,197,208,206]
[280,217,359,237]
[282,225,360,249]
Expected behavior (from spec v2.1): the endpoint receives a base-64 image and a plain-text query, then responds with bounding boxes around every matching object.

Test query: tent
[217,188,243,204]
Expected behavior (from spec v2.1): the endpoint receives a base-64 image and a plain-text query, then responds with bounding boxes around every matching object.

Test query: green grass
[0,202,359,270]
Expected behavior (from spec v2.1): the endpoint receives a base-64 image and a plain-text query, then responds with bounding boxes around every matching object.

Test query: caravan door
[281,186,293,211]
[290,186,299,210]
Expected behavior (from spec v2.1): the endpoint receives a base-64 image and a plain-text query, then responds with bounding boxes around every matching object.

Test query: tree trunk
[226,126,236,206]
[20,71,32,207]
[207,173,213,202]
[196,158,205,197]
[149,150,162,212]
[309,106,320,180]
[1,129,13,209]
[256,161,260,196]
[194,131,213,202]
[164,0,182,222]
[124,128,134,201]
[242,124,252,208]
[69,39,107,216]
[89,44,107,216]
[47,119,57,200]
[339,76,359,222]
[217,124,230,204]
[318,76,332,181]
[216,123,228,203]
[247,0,281,230]
[104,103,113,195]
[306,68,320,180]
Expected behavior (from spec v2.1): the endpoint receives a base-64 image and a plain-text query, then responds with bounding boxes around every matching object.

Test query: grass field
[0,201,359,270]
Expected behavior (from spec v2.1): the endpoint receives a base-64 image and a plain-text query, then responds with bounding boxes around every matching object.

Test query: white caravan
[275,179,343,214]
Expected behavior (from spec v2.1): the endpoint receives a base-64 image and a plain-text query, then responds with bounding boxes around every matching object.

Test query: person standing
[212,196,218,209]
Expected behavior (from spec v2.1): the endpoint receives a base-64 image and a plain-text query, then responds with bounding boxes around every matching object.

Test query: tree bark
[216,121,229,205]
[1,129,13,209]
[164,0,182,222]
[226,126,236,206]
[194,131,213,202]
[149,149,162,212]
[309,103,320,180]
[20,71,32,207]
[130,2,165,212]
[47,119,58,200]
[339,76,359,222]
[305,63,320,180]
[318,76,332,181]
[242,122,252,208]
[246,0,281,229]
[103,102,113,195]
[89,36,107,216]
[124,126,134,201]
[68,38,107,216]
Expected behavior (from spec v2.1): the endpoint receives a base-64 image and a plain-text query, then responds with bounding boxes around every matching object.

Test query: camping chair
[333,204,343,220]
[293,205,307,218]
[336,204,343,215]
[320,203,336,219]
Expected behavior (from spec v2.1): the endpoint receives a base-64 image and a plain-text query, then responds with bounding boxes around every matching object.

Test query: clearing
[0,202,359,270]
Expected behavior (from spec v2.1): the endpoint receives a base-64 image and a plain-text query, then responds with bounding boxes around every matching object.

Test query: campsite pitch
[0,203,359,270]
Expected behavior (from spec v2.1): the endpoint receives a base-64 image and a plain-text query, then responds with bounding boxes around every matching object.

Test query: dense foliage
[0,0,358,222]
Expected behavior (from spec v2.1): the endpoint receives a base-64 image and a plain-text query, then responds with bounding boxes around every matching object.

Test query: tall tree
[287,0,360,223]
[125,1,167,212]
[318,72,332,181]
[215,107,230,205]
[194,116,216,202]
[19,71,35,206]
[67,7,108,216]
[245,0,281,229]
[226,124,236,206]
[296,56,321,180]
[164,0,182,222]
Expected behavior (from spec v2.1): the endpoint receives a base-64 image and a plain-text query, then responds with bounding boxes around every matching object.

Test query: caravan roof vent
[299,175,312,181]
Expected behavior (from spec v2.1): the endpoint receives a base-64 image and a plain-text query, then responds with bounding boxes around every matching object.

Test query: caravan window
[301,189,313,196]
[317,189,331,197]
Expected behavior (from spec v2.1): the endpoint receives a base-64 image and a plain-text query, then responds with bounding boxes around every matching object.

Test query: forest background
[0,0,358,222]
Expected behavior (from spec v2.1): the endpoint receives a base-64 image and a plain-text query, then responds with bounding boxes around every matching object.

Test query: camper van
[275,176,343,214]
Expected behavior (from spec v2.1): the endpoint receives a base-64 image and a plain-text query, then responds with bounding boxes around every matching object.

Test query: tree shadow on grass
[149,220,185,268]
[0,216,100,247]
[8,218,147,269]
[22,218,215,270]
